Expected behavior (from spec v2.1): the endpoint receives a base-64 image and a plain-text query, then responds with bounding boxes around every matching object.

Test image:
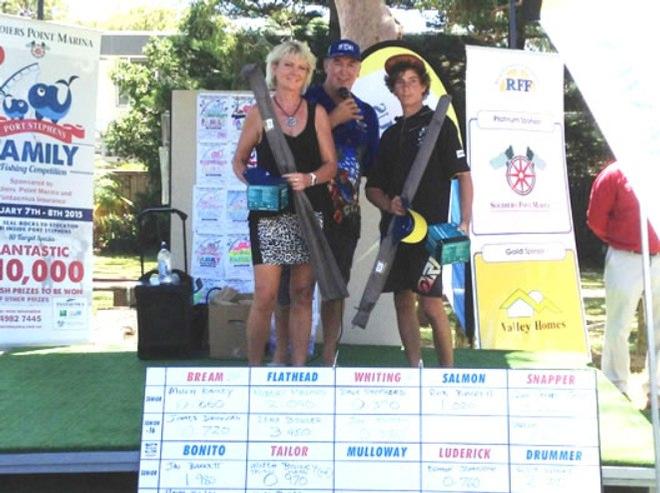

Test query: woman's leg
[247,264,281,366]
[288,263,315,366]
[272,267,291,365]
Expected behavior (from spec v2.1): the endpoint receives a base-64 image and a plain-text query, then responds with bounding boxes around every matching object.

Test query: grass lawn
[93,253,155,280]
[92,254,155,312]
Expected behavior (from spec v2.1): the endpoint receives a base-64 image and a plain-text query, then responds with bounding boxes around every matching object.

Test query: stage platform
[0,345,655,489]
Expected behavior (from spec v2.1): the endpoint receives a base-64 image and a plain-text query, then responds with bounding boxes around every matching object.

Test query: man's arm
[366,187,406,216]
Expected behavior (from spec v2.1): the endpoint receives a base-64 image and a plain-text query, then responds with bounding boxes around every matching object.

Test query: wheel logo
[506,155,536,195]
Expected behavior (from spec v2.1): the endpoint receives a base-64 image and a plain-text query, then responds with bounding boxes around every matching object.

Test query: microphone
[337,86,351,100]
[338,87,366,130]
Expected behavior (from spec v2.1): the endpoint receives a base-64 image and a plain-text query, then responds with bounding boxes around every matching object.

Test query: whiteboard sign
[138,367,600,492]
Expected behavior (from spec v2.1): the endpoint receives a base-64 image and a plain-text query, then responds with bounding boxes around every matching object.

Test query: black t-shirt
[252,101,331,218]
[366,105,469,235]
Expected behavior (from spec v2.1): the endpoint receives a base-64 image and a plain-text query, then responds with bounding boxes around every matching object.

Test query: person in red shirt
[587,161,660,401]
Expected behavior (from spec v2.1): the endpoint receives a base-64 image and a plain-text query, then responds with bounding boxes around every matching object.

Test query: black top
[366,105,469,235]
[252,101,331,218]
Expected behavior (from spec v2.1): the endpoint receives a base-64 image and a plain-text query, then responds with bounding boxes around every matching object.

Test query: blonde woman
[233,41,337,366]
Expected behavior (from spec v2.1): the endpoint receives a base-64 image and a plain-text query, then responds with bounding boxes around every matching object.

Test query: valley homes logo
[490,145,546,196]
[0,59,84,176]
[499,289,567,334]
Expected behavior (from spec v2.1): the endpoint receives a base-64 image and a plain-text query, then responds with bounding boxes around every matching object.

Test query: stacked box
[208,294,252,359]
[247,184,289,211]
[425,223,471,265]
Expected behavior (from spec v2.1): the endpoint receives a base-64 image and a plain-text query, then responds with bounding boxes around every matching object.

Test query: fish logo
[0,62,85,143]
[1,89,29,120]
[28,75,78,123]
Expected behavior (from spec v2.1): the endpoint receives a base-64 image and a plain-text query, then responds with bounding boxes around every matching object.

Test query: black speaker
[135,269,193,359]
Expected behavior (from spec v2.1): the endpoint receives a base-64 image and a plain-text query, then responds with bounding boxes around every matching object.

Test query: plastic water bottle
[157,241,172,284]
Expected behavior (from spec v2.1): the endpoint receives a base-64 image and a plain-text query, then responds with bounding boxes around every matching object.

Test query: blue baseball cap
[326,39,361,60]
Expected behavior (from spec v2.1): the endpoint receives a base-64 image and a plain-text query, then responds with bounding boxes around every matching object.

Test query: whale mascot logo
[1,89,29,120]
[28,75,78,123]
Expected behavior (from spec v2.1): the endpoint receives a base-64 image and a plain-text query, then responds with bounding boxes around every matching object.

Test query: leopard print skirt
[249,212,323,265]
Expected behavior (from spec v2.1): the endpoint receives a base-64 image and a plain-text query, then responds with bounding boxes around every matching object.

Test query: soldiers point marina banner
[466,46,588,353]
[0,15,100,346]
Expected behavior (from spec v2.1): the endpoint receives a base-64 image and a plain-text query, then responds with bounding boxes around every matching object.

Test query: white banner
[541,0,660,232]
[466,46,588,353]
[0,15,100,346]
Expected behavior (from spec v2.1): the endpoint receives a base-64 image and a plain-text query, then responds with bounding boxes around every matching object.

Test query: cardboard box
[425,223,471,265]
[247,184,289,211]
[208,293,252,359]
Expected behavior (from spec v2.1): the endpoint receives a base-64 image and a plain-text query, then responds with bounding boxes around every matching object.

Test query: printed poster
[466,46,588,353]
[224,233,252,281]
[0,15,100,346]
[190,234,224,281]
[192,186,224,235]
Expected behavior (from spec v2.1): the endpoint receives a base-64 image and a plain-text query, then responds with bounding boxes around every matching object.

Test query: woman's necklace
[273,96,304,128]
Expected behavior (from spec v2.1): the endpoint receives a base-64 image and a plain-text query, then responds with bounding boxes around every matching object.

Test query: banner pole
[508,0,517,49]
[638,197,660,493]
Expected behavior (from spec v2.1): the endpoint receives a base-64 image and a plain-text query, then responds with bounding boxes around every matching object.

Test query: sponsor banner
[474,250,585,350]
[0,15,99,345]
[541,0,660,232]
[466,46,587,353]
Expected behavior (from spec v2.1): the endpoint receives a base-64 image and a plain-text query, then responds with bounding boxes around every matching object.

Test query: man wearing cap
[273,39,379,366]
[366,53,472,368]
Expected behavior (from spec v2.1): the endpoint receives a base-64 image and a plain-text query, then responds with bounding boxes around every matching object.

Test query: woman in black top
[233,40,337,366]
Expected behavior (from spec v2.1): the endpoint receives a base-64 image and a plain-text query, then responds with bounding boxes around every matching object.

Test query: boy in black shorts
[365,53,472,367]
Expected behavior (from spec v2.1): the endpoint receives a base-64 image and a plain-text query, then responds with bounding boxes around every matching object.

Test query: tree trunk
[334,0,402,52]
[328,0,340,42]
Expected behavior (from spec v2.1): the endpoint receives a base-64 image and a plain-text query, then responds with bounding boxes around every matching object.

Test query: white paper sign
[139,367,600,492]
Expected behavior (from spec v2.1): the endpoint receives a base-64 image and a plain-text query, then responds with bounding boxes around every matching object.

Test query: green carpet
[0,345,654,468]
